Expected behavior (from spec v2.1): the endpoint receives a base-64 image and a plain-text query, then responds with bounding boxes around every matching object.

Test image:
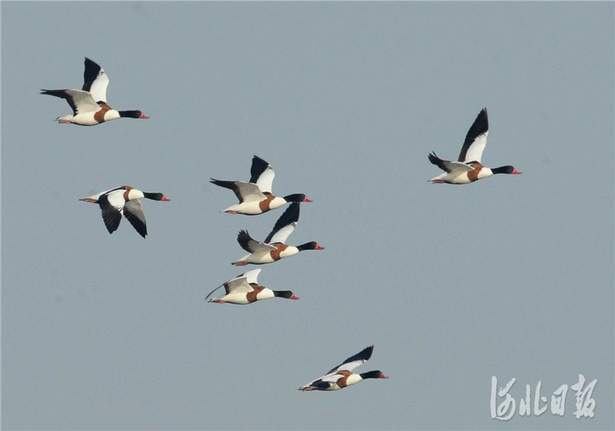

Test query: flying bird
[41,57,149,126]
[299,345,388,392]
[428,107,521,184]
[79,186,169,238]
[210,155,312,215]
[232,202,324,266]
[206,268,299,305]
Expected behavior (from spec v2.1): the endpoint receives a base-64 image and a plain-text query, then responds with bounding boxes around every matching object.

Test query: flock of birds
[41,57,521,392]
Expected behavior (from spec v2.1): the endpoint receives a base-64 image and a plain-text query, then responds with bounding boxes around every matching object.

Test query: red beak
[140,113,150,119]
[161,196,171,201]
[316,245,325,250]
[303,197,313,203]
[512,169,522,175]
[291,295,300,300]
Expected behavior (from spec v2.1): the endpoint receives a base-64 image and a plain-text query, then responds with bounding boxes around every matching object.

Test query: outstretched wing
[98,190,125,234]
[82,57,109,104]
[40,89,100,115]
[327,345,374,374]
[237,230,276,253]
[265,202,300,244]
[123,199,147,238]
[242,268,262,285]
[428,153,473,174]
[210,179,266,203]
[457,107,489,163]
[226,269,262,293]
[250,155,275,194]
[206,269,262,301]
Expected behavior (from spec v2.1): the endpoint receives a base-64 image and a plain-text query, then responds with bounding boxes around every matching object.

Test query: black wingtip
[84,57,100,67]
[264,202,300,243]
[249,155,271,183]
[237,229,251,243]
[428,152,440,165]
[82,58,103,92]
[469,108,489,136]
[210,178,237,191]
[362,345,375,358]
[346,345,374,363]
[252,155,268,164]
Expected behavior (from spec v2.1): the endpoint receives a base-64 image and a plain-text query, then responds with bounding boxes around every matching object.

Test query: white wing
[65,89,101,114]
[242,268,262,284]
[224,276,252,294]
[327,345,374,374]
[235,181,267,202]
[105,189,127,210]
[461,131,488,164]
[268,222,296,245]
[207,268,262,300]
[458,108,489,163]
[443,160,474,173]
[241,235,277,253]
[88,68,110,104]
[255,166,275,194]
[97,189,126,234]
[333,359,366,373]
[206,273,251,301]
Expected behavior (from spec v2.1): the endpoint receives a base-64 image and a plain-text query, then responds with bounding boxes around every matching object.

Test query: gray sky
[2,2,613,430]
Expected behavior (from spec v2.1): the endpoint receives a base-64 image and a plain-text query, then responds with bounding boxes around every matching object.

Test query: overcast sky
[2,2,613,430]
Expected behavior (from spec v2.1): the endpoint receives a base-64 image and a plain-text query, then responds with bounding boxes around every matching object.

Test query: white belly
[223,201,265,215]
[242,250,275,265]
[224,197,287,215]
[69,110,120,126]
[218,292,251,304]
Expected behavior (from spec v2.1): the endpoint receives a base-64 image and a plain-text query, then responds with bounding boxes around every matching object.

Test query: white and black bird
[428,108,521,184]
[210,155,311,215]
[79,186,169,238]
[299,345,388,392]
[206,269,299,305]
[41,57,149,126]
[232,202,324,266]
